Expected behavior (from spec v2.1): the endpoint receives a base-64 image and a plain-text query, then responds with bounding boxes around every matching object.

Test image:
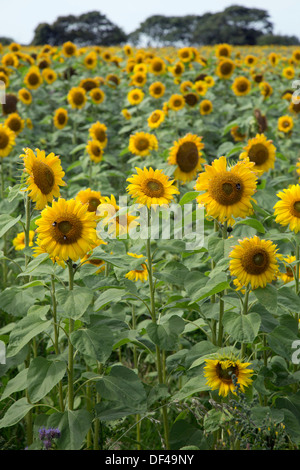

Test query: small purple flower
[43,439,52,450]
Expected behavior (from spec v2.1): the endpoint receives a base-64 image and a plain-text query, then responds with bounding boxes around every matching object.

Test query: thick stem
[67,259,74,411]
[51,276,64,412]
[241,286,250,358]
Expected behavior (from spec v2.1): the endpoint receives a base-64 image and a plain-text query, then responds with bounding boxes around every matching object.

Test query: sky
[2,0,299,44]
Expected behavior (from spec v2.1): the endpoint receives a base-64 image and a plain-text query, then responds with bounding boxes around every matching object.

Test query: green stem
[24,194,31,269]
[94,362,102,450]
[132,303,141,449]
[67,259,74,411]
[241,286,250,358]
[295,243,299,295]
[51,275,64,412]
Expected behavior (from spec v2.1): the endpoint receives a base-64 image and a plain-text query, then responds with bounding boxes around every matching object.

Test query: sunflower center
[0,130,9,149]
[57,113,66,125]
[241,247,270,275]
[88,197,100,212]
[151,113,160,123]
[293,201,300,217]
[173,99,182,108]
[58,221,72,234]
[91,143,101,157]
[237,81,248,92]
[216,363,238,384]
[184,93,198,106]
[95,129,106,142]
[28,73,39,86]
[282,120,290,128]
[154,86,162,95]
[220,61,233,75]
[136,137,149,151]
[177,142,199,173]
[209,173,244,206]
[73,91,84,106]
[8,118,21,133]
[52,215,83,245]
[152,61,163,72]
[144,179,164,198]
[32,161,55,195]
[248,143,269,165]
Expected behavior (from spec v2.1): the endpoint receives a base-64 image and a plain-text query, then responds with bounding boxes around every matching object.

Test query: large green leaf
[0,214,21,238]
[222,311,261,343]
[27,357,67,403]
[70,325,114,362]
[146,315,185,350]
[56,287,94,320]
[0,398,35,428]
[7,313,52,357]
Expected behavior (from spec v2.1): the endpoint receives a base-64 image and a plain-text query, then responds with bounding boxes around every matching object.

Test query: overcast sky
[2,0,299,44]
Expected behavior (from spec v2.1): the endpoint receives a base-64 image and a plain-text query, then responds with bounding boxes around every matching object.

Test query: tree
[257,34,300,46]
[0,37,15,45]
[31,11,127,46]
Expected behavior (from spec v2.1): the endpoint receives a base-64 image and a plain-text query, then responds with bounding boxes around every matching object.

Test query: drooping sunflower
[21,148,66,210]
[229,235,279,289]
[76,188,104,215]
[53,108,68,130]
[35,198,96,262]
[13,230,35,251]
[278,254,296,284]
[168,134,205,183]
[239,134,276,174]
[278,115,294,134]
[24,66,43,90]
[216,59,235,79]
[168,94,185,112]
[147,109,165,129]
[67,86,87,109]
[126,167,179,208]
[89,87,105,105]
[4,112,25,135]
[125,253,148,282]
[194,156,257,225]
[179,80,194,94]
[18,88,32,105]
[274,185,300,234]
[86,140,104,163]
[149,81,165,99]
[128,132,158,157]
[89,122,107,148]
[232,76,251,96]
[231,125,246,142]
[259,81,273,99]
[81,238,107,273]
[199,99,213,115]
[0,124,16,157]
[204,356,253,397]
[2,93,18,115]
[127,88,144,105]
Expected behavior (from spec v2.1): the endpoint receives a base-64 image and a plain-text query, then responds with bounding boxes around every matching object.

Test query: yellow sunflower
[126,167,179,208]
[83,51,97,69]
[194,156,257,225]
[81,238,107,273]
[89,88,105,105]
[97,194,139,237]
[53,108,68,130]
[149,57,166,75]
[125,253,148,282]
[216,59,235,79]
[229,236,279,289]
[128,132,158,157]
[168,134,205,183]
[127,88,145,105]
[76,188,104,215]
[282,66,295,80]
[122,109,132,120]
[204,356,253,397]
[231,125,246,142]
[89,122,107,148]
[274,185,300,234]
[259,81,273,99]
[168,94,185,112]
[199,99,213,115]
[232,76,251,96]
[79,78,98,92]
[194,80,208,96]
[149,81,165,99]
[244,55,257,67]
[215,44,232,59]
[13,230,35,251]
[130,72,147,87]
[178,47,194,62]
[4,113,24,135]
[239,134,276,174]
[184,92,199,107]
[67,86,87,109]
[278,115,294,134]
[86,140,104,163]
[62,41,77,58]
[24,66,43,90]
[21,147,66,210]
[42,68,57,84]
[18,88,32,105]
[0,124,16,157]
[279,255,296,284]
[35,198,96,262]
[147,110,165,129]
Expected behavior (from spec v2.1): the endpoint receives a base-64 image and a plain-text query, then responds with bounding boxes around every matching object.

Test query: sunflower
[278,115,294,134]
[128,132,158,157]
[147,110,165,129]
[259,81,273,99]
[13,230,35,251]
[194,156,257,225]
[24,66,43,90]
[62,41,77,58]
[204,356,253,397]
[232,76,251,96]
[199,99,213,115]
[130,72,147,87]
[279,255,296,284]
[0,124,16,157]
[204,76,215,88]
[122,109,132,120]
[216,59,235,79]
[194,80,208,96]
[179,80,194,94]
[21,148,66,210]
[149,81,165,99]
[97,194,139,237]
[229,235,279,289]
[149,57,166,75]
[53,108,68,129]
[125,253,148,282]
[273,185,300,234]
[2,53,19,68]
[168,134,205,183]
[239,134,276,174]
[171,61,185,77]
[35,198,96,262]
[79,78,98,92]
[269,52,279,66]
[86,140,104,163]
[244,55,257,67]
[215,44,232,59]
[67,86,87,109]
[84,51,97,69]
[76,188,104,215]
[89,87,105,105]
[81,238,107,273]
[178,47,194,62]
[127,88,144,105]
[2,93,18,115]
[18,88,32,105]
[89,122,107,148]
[168,94,185,112]
[0,71,9,88]
[184,92,199,107]
[126,167,179,208]
[4,113,25,135]
[282,66,295,80]
[42,68,57,84]
[292,50,300,63]
[289,98,300,114]
[123,45,133,56]
[231,125,246,142]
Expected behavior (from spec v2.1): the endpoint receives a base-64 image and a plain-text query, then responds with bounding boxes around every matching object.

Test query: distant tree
[0,37,15,45]
[257,34,300,46]
[31,11,127,46]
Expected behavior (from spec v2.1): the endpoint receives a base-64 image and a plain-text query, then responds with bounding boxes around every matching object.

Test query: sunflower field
[1,40,300,452]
